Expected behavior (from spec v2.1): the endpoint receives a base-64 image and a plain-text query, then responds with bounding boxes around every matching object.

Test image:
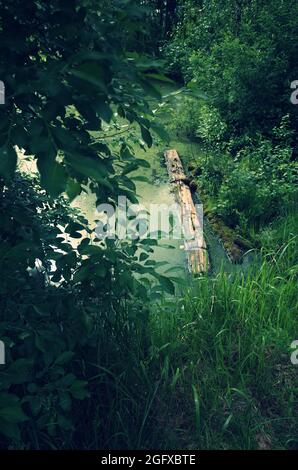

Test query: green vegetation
[165,0,298,238]
[149,219,297,449]
[0,0,297,450]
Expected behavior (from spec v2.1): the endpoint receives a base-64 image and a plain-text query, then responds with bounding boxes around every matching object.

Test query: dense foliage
[0,0,173,446]
[164,0,298,232]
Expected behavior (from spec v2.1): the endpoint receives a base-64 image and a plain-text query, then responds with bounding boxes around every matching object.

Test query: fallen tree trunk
[164,149,208,274]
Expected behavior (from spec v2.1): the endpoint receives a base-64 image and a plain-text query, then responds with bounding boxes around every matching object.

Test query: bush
[197,152,231,197]
[0,173,151,448]
[216,132,297,230]
[195,104,227,147]
[166,95,202,140]
[166,94,227,150]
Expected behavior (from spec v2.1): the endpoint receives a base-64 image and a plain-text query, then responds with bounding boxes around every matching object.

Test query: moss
[234,235,254,251]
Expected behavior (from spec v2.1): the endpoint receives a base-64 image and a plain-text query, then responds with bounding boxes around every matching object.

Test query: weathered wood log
[164,149,208,274]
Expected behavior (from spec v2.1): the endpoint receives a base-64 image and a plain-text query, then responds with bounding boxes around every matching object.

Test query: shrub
[216,133,297,230]
[166,95,202,140]
[0,173,152,448]
[195,104,227,147]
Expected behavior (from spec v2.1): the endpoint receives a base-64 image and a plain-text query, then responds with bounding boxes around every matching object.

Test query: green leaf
[66,153,113,190]
[77,238,90,254]
[94,264,106,278]
[138,77,162,100]
[37,156,68,197]
[144,73,174,84]
[58,373,76,388]
[57,414,74,430]
[150,122,170,142]
[139,252,149,261]
[131,175,149,182]
[66,178,82,201]
[59,392,72,412]
[73,264,90,283]
[140,239,158,246]
[0,145,17,180]
[0,419,21,439]
[4,359,33,385]
[80,245,102,256]
[157,275,175,295]
[70,62,108,92]
[29,396,42,416]
[122,162,139,176]
[140,125,152,147]
[134,158,150,168]
[94,99,113,123]
[69,380,90,400]
[0,393,19,408]
[55,351,74,365]
[66,221,86,236]
[0,405,28,423]
[186,82,208,100]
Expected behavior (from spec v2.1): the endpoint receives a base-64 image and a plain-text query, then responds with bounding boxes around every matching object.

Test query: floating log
[164,149,208,274]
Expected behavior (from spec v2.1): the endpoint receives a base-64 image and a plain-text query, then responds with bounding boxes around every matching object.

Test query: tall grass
[145,214,297,449]
[55,214,298,449]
